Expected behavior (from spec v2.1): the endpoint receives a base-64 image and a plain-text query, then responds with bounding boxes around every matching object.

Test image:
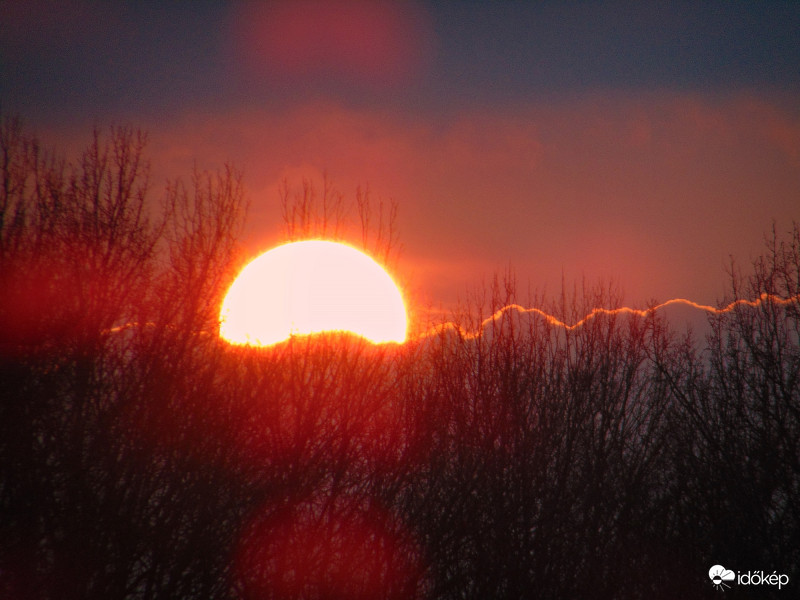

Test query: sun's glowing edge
[219,241,408,347]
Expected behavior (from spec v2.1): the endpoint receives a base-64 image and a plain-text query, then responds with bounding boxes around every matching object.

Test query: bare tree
[279,175,401,268]
[652,223,800,596]
[4,113,797,600]
[0,116,247,599]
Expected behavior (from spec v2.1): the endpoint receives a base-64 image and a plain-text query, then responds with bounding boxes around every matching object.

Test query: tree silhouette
[652,224,800,599]
[2,115,798,599]
[0,116,247,599]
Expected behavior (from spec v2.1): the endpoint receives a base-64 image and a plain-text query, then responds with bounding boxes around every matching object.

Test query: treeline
[1,119,798,599]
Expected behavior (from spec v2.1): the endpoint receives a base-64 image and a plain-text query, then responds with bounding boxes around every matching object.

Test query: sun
[219,240,407,346]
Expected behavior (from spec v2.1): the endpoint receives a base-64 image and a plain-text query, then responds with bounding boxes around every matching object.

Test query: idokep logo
[709,564,790,591]
[709,565,735,591]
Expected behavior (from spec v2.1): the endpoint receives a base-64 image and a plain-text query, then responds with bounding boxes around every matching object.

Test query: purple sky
[2,1,799,316]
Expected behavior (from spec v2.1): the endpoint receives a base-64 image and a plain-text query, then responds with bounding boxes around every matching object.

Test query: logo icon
[709,565,735,591]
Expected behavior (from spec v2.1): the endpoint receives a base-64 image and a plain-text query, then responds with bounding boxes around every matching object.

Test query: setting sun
[219,240,407,346]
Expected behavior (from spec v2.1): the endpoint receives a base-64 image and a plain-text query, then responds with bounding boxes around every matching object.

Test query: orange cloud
[115,92,800,314]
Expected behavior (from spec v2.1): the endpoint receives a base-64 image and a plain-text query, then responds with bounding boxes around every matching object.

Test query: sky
[2,0,799,316]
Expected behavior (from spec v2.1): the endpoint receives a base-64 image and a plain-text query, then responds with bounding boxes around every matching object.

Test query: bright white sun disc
[219,241,407,346]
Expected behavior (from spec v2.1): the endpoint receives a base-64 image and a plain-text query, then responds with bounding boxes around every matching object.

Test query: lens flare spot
[235,499,422,600]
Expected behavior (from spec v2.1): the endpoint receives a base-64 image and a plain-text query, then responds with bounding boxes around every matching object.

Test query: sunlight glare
[219,241,407,346]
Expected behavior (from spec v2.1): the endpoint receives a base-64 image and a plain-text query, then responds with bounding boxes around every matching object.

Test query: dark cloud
[428,2,800,99]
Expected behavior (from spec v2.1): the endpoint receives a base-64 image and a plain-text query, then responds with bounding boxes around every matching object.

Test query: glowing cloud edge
[419,293,800,340]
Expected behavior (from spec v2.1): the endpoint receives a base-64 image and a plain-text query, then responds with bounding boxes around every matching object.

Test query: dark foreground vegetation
[2,119,798,599]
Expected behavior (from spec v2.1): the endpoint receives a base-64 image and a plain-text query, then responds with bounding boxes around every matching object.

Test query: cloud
[85,92,800,311]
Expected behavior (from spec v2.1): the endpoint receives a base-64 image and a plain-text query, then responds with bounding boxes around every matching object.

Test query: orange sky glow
[135,95,799,321]
[4,2,798,323]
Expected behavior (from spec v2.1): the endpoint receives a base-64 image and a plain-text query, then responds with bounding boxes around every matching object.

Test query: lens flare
[235,498,422,599]
[219,241,407,347]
